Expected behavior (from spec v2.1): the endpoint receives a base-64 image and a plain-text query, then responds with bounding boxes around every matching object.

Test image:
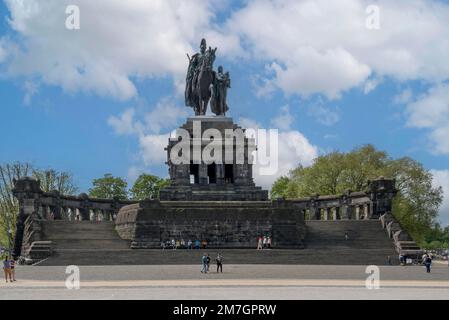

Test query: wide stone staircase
[36,219,398,266]
[303,220,398,265]
[41,220,131,250]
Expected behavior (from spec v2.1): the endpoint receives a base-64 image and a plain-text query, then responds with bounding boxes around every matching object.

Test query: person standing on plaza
[216,253,223,273]
[3,256,12,283]
[424,255,432,273]
[201,253,208,273]
[257,236,263,250]
[206,253,211,272]
[10,258,16,282]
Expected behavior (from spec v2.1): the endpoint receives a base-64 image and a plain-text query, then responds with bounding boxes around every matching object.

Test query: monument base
[115,199,305,249]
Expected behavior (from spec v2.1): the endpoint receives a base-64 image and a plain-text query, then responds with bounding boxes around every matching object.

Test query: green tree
[0,162,32,248]
[89,174,128,200]
[130,174,170,200]
[271,144,444,246]
[0,162,78,248]
[271,176,290,199]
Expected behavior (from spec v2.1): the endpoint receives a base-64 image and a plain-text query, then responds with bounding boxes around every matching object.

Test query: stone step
[38,248,399,266]
[50,239,131,249]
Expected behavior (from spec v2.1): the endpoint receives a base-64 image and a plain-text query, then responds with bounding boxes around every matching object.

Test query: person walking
[267,236,272,249]
[263,236,267,249]
[201,253,208,273]
[3,256,12,283]
[187,239,192,250]
[424,255,432,273]
[257,236,263,250]
[216,253,223,273]
[10,258,16,282]
[206,253,211,272]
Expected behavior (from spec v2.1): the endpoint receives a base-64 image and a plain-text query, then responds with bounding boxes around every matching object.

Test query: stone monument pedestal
[114,115,305,248]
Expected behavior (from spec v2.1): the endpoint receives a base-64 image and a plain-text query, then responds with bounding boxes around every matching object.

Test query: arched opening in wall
[207,163,217,184]
[190,163,199,184]
[225,164,234,184]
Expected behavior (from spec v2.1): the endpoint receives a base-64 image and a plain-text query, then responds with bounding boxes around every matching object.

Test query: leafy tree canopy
[88,173,128,200]
[130,174,170,200]
[271,145,444,246]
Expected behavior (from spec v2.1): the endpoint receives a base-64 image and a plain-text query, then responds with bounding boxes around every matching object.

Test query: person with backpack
[216,253,223,273]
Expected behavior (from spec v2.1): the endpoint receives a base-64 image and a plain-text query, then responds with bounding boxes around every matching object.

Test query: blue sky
[0,0,449,223]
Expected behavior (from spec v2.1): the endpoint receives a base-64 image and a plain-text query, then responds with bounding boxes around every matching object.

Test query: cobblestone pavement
[1,264,448,299]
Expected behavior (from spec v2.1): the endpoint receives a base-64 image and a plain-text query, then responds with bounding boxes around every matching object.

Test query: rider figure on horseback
[185,39,208,115]
[185,39,229,116]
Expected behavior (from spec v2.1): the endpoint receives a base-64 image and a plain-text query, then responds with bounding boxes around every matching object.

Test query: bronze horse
[195,47,217,115]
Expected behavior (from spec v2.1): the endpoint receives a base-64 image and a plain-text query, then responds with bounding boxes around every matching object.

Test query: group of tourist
[397,252,434,273]
[2,256,17,283]
[256,236,272,250]
[201,253,223,273]
[161,239,208,250]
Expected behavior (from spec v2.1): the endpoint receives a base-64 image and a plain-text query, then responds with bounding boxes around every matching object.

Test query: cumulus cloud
[307,103,340,126]
[431,169,449,226]
[3,0,449,102]
[405,84,449,154]
[108,98,188,168]
[271,105,293,130]
[1,0,240,100]
[228,0,449,99]
[393,88,413,105]
[239,109,318,189]
[108,109,137,136]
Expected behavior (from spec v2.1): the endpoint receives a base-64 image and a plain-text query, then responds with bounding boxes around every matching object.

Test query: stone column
[323,208,330,220]
[199,164,208,185]
[364,204,370,220]
[341,205,350,220]
[332,207,340,220]
[216,164,225,185]
[309,207,319,220]
[355,206,360,220]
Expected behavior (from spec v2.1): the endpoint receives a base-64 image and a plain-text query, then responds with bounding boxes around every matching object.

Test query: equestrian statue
[185,39,231,116]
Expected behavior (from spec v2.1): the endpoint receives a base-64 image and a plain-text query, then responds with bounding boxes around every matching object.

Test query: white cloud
[139,133,169,165]
[23,80,39,106]
[144,98,189,134]
[308,103,340,126]
[406,84,449,154]
[431,169,449,226]
[271,105,293,130]
[228,0,449,99]
[108,97,188,169]
[393,88,413,105]
[253,129,318,189]
[240,109,318,189]
[108,109,137,136]
[3,0,449,102]
[1,0,240,100]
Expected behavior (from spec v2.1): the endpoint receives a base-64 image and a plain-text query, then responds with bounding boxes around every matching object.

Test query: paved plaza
[1,263,449,299]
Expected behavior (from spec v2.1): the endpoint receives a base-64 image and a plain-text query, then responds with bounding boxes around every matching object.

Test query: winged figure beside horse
[185,39,231,116]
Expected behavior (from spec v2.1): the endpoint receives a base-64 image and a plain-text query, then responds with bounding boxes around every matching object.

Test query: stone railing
[380,212,422,257]
[11,177,137,258]
[286,177,397,220]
